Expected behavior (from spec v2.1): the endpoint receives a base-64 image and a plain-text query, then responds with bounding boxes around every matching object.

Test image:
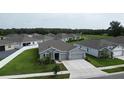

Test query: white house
[0,34,44,51]
[77,37,124,58]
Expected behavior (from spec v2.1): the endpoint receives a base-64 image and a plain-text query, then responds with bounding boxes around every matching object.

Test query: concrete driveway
[0,49,18,59]
[62,59,107,79]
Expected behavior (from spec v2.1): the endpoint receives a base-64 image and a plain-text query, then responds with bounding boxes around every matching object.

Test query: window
[43,54,45,57]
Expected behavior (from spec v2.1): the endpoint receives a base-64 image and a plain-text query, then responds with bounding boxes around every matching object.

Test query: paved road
[91,73,124,79]
[62,59,107,79]
[0,49,18,59]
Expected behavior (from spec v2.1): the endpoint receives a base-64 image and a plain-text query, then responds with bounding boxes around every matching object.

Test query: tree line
[0,28,107,36]
[0,21,124,36]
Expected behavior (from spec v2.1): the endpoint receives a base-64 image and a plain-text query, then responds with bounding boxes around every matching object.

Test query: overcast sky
[0,13,124,29]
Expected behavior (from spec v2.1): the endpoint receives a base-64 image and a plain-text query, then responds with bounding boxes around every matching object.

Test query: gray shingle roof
[39,40,75,52]
[54,33,68,40]
[0,34,44,46]
[78,39,117,50]
[0,38,15,46]
[105,36,124,46]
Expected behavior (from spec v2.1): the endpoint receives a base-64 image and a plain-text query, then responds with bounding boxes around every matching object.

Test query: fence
[0,45,38,69]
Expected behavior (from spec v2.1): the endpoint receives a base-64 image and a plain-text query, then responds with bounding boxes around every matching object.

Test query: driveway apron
[62,59,107,79]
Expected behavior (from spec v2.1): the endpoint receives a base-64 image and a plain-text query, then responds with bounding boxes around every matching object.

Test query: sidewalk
[98,64,124,70]
[0,71,69,79]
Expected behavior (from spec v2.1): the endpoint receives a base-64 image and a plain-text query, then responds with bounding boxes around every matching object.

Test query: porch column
[59,53,61,60]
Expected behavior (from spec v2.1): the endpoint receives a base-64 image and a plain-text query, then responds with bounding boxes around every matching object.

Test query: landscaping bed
[23,74,70,79]
[103,67,124,73]
[86,54,124,67]
[0,49,67,76]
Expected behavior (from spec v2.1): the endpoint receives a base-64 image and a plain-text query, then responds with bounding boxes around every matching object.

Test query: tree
[53,64,61,75]
[108,21,123,36]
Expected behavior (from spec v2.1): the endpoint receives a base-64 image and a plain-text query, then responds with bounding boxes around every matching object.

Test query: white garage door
[69,54,83,60]
[113,50,123,57]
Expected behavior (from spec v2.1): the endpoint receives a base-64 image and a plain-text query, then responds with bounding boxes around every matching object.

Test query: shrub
[52,64,61,75]
[39,56,55,65]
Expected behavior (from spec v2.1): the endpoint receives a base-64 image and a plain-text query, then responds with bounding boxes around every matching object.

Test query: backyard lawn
[68,34,112,44]
[0,48,67,76]
[82,34,111,40]
[103,67,124,73]
[86,54,124,67]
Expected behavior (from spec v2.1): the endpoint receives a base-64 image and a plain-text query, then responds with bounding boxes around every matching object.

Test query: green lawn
[23,74,70,79]
[82,34,111,40]
[103,67,124,73]
[68,34,112,44]
[86,55,124,67]
[0,49,67,76]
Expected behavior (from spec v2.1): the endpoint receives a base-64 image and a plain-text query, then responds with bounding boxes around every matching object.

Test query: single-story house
[77,36,124,58]
[0,34,44,51]
[0,39,16,51]
[67,33,82,40]
[54,33,69,42]
[39,40,85,60]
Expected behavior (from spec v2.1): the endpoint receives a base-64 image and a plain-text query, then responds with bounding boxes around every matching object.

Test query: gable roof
[46,33,55,37]
[39,40,75,52]
[0,34,44,46]
[54,33,68,40]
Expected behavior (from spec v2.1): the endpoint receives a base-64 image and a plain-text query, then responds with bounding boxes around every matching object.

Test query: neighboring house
[0,39,16,51]
[0,34,44,51]
[54,33,69,42]
[0,36,6,40]
[77,36,124,58]
[6,34,41,48]
[39,40,85,60]
[67,33,82,40]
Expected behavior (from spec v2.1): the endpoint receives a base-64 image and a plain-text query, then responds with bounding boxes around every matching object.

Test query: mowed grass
[86,55,124,67]
[23,74,70,79]
[103,67,124,73]
[68,34,112,44]
[0,49,67,76]
[82,34,111,40]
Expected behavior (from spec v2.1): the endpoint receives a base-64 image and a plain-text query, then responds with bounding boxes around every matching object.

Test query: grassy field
[86,55,124,67]
[82,34,111,40]
[23,74,70,79]
[0,49,67,76]
[68,34,112,44]
[103,67,124,73]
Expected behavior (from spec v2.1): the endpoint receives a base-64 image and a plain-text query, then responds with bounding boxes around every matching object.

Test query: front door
[55,53,59,60]
[0,46,5,51]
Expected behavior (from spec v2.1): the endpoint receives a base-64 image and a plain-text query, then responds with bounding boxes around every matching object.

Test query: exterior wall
[39,48,68,60]
[69,47,85,60]
[61,38,68,42]
[39,47,85,60]
[81,46,99,57]
[112,45,124,57]
[4,44,15,51]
